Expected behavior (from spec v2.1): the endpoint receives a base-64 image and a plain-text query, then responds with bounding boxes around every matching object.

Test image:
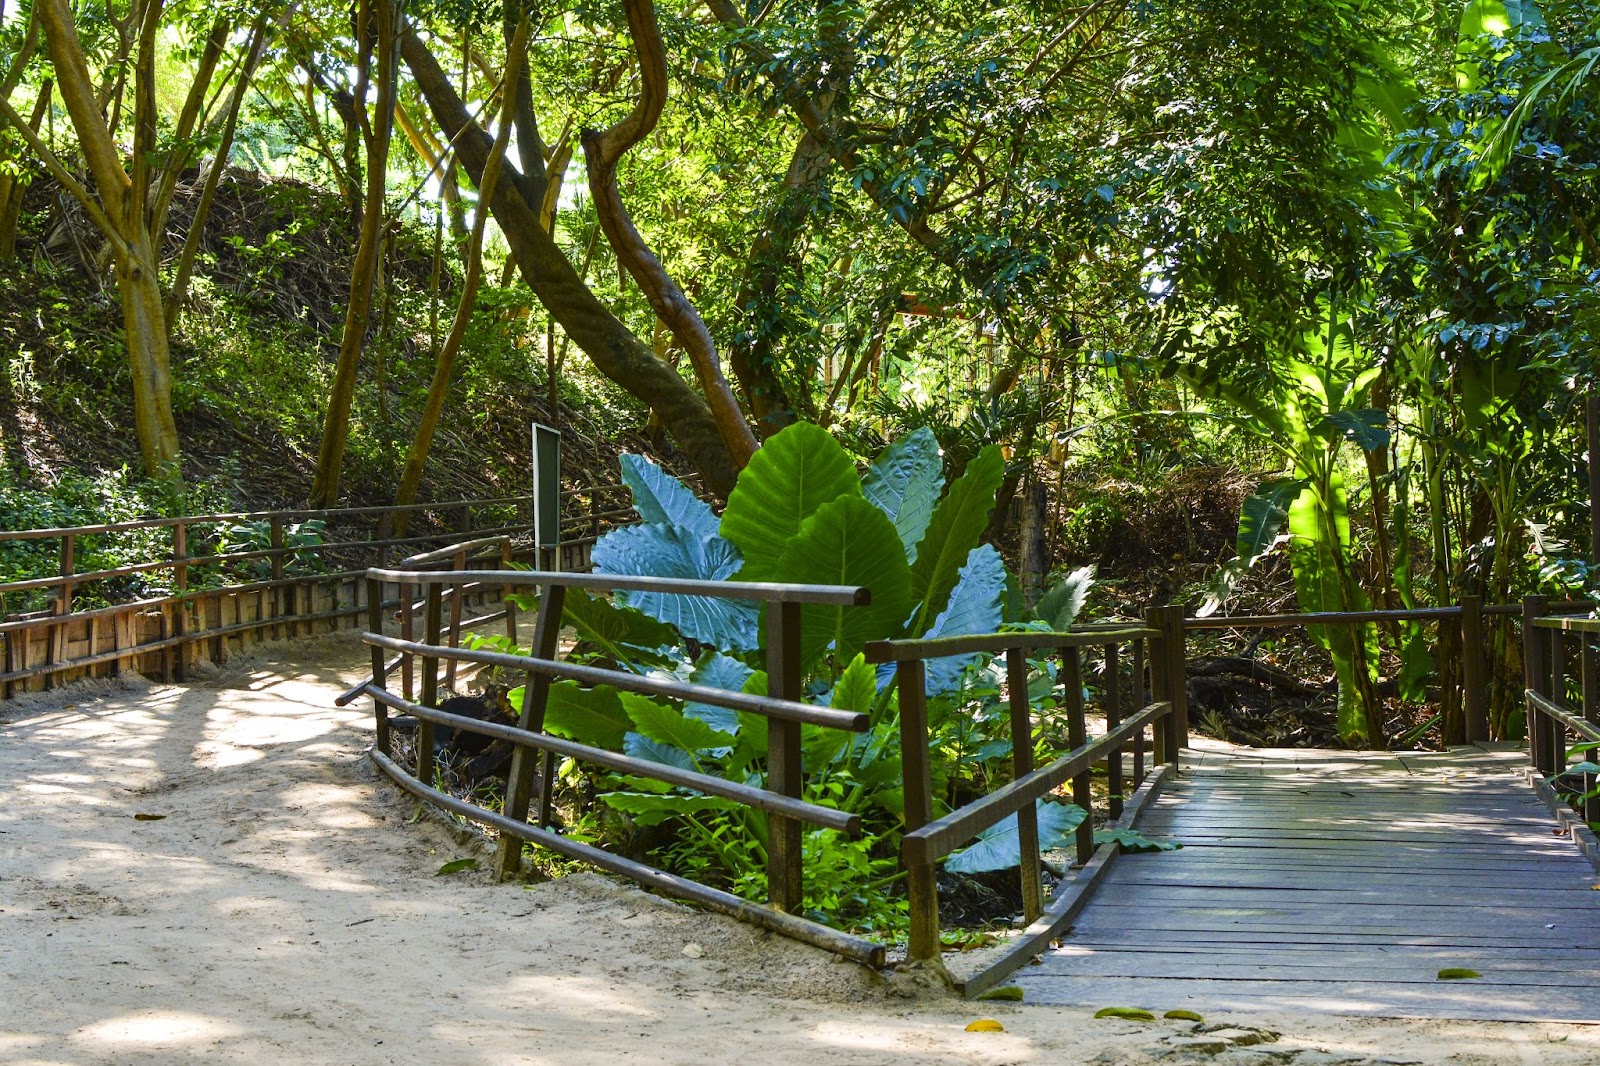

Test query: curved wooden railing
[0,482,646,698]
[345,565,887,966]
[1523,604,1600,864]
[864,610,1185,994]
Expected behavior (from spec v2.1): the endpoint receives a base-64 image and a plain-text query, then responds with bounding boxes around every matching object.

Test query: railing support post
[496,584,567,879]
[1147,605,1188,765]
[1522,595,1551,774]
[172,521,189,681]
[766,601,804,914]
[1105,643,1124,821]
[1582,636,1600,826]
[1461,594,1488,743]
[366,577,391,756]
[47,533,75,689]
[1131,637,1146,787]
[1005,648,1043,923]
[1063,646,1094,866]
[417,584,444,789]
[897,657,941,963]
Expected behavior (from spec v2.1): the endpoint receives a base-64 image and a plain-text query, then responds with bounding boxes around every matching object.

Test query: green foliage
[944,800,1087,874]
[719,423,864,583]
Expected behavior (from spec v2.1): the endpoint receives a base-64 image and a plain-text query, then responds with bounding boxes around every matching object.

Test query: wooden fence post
[1522,595,1551,774]
[172,522,189,681]
[367,576,391,756]
[270,516,287,640]
[1461,595,1488,743]
[1131,637,1146,787]
[1063,646,1094,865]
[1549,624,1569,781]
[501,539,517,643]
[47,533,74,690]
[1146,605,1188,765]
[1161,605,1189,754]
[417,583,444,788]
[898,657,940,963]
[1105,642,1124,821]
[1005,647,1042,923]
[401,578,416,701]
[495,584,567,879]
[1582,636,1600,826]
[766,601,804,913]
[444,547,466,690]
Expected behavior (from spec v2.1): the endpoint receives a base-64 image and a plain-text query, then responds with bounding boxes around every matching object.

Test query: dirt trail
[1,636,1595,1065]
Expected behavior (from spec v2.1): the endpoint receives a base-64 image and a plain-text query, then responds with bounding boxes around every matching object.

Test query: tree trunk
[582,0,757,470]
[118,232,181,472]
[393,18,526,531]
[401,27,742,496]
[308,0,399,509]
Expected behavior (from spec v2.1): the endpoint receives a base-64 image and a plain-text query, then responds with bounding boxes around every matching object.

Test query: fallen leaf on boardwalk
[1095,1007,1155,1021]
[1437,968,1481,980]
[965,1019,1004,1032]
[133,813,166,821]
[977,986,1024,1002]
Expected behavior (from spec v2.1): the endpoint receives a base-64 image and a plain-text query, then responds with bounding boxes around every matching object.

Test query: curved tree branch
[583,0,757,468]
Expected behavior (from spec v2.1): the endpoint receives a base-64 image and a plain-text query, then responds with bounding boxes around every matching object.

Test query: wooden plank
[1015,745,1600,1020]
[1016,975,1600,1022]
[1031,955,1600,986]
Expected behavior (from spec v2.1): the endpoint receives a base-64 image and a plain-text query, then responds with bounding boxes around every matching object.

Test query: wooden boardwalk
[1015,745,1600,1021]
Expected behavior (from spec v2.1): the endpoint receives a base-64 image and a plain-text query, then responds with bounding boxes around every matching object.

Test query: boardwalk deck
[1015,744,1600,1021]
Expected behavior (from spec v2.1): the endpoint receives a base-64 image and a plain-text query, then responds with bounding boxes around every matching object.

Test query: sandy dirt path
[2,637,1596,1065]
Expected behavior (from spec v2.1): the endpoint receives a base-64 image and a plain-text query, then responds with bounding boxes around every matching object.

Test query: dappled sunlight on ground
[3,640,1600,1064]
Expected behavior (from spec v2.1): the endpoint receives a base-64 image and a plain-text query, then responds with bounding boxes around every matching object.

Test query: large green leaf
[684,652,753,736]
[620,453,720,540]
[561,589,678,662]
[803,654,878,773]
[600,791,740,827]
[512,680,631,750]
[907,444,1005,635]
[592,522,760,651]
[774,494,914,671]
[1287,473,1380,745]
[621,692,735,755]
[862,427,944,562]
[945,800,1086,873]
[1199,479,1303,617]
[921,545,1007,696]
[719,422,863,583]
[1033,564,1097,630]
[623,732,698,771]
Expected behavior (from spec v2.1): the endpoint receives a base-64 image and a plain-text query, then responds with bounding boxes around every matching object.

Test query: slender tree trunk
[165,13,270,330]
[308,0,399,508]
[0,83,49,259]
[393,19,527,531]
[32,0,179,475]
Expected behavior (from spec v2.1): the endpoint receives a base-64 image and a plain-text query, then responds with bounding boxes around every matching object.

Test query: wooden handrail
[366,566,871,605]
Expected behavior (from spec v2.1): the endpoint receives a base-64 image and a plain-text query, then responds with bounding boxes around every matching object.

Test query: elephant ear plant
[485,423,1089,937]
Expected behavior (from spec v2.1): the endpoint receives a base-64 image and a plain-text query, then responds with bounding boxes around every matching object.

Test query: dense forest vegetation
[1,0,1598,762]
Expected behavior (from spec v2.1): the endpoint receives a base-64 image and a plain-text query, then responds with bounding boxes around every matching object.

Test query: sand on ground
[1,636,1596,1065]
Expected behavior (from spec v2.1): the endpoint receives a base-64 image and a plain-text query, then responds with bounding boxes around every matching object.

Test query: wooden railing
[1524,603,1600,837]
[863,606,1187,993]
[344,565,888,967]
[0,483,645,698]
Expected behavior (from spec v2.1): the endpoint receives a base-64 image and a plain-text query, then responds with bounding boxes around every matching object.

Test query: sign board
[531,422,561,550]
